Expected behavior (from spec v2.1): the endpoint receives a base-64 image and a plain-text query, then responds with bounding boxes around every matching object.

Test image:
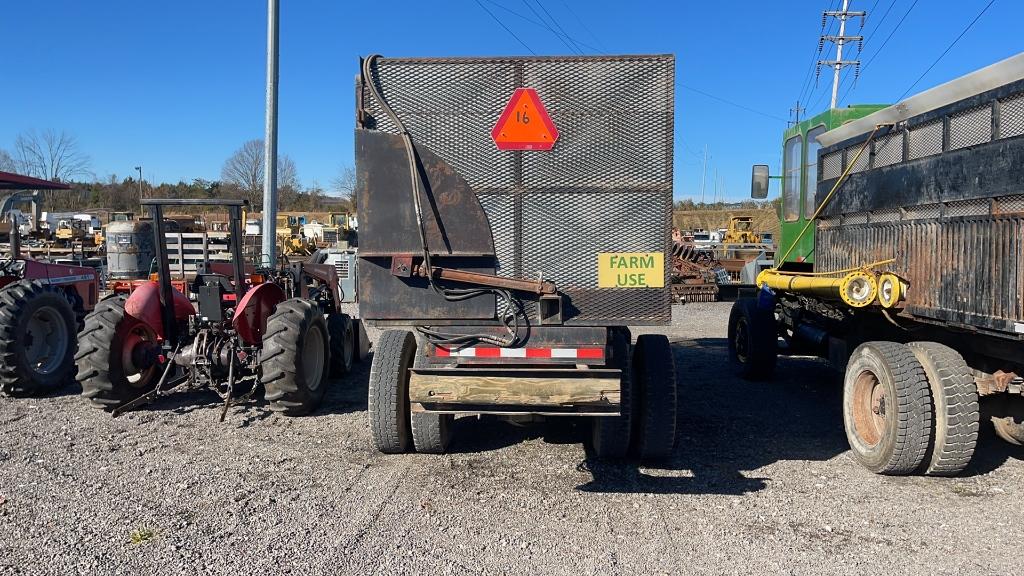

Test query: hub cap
[24,306,69,375]
[302,326,325,391]
[851,370,887,447]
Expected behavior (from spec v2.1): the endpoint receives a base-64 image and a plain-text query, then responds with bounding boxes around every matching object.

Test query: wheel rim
[121,322,158,388]
[24,306,69,375]
[302,326,325,391]
[343,323,355,369]
[851,370,887,447]
[734,317,750,363]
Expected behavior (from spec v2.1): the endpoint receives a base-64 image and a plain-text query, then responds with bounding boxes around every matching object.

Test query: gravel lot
[2,302,1023,575]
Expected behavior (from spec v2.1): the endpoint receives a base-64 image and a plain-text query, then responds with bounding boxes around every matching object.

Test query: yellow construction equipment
[722,216,760,244]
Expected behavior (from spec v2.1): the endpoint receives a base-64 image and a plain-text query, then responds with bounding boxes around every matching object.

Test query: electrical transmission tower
[817,0,865,109]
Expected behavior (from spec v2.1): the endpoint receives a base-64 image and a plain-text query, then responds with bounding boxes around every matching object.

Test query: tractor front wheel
[0,279,77,397]
[77,296,162,409]
[260,298,331,416]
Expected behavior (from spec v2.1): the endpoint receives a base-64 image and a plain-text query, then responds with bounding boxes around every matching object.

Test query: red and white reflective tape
[435,346,604,360]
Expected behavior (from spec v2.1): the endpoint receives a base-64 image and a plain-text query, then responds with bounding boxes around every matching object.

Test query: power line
[795,0,842,107]
[473,0,536,55]
[680,83,788,122]
[558,0,607,53]
[520,0,581,55]
[479,0,602,53]
[532,0,586,54]
[837,0,920,105]
[833,0,895,105]
[897,0,997,101]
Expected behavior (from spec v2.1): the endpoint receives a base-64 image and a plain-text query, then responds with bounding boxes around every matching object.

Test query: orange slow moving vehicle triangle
[490,88,559,150]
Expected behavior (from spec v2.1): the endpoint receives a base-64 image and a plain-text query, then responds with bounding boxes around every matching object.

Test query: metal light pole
[261,0,280,266]
[135,166,143,199]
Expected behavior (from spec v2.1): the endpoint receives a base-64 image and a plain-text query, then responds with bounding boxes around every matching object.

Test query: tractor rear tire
[77,296,161,409]
[631,334,677,460]
[0,279,77,397]
[908,342,979,476]
[728,297,777,380]
[327,312,355,377]
[261,298,330,416]
[843,341,932,475]
[368,330,415,454]
[591,328,633,460]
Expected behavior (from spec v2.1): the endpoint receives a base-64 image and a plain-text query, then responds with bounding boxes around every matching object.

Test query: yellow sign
[597,252,665,288]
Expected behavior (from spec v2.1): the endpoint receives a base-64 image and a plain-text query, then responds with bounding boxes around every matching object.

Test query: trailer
[355,54,677,457]
[736,53,1024,476]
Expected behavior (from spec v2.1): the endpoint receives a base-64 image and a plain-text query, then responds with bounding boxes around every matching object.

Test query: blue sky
[2,0,1019,201]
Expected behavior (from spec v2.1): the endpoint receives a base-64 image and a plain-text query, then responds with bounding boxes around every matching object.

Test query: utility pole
[261,0,280,267]
[700,145,709,205]
[789,101,806,126]
[817,0,864,109]
[134,166,143,199]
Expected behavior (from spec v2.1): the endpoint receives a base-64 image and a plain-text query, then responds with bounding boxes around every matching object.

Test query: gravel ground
[2,302,1023,575]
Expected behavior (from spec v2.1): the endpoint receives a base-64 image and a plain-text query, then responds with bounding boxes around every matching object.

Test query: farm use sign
[597,252,665,288]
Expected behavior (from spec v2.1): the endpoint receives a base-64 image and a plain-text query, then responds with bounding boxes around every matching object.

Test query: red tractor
[0,171,100,397]
[77,199,356,417]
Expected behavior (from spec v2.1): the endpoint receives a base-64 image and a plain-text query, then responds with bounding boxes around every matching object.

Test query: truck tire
[990,396,1024,445]
[843,341,932,475]
[77,296,160,409]
[327,312,354,376]
[354,319,371,363]
[728,297,777,380]
[631,334,677,460]
[369,330,415,453]
[0,279,77,397]
[591,328,633,459]
[261,299,330,416]
[908,342,979,476]
[410,348,454,454]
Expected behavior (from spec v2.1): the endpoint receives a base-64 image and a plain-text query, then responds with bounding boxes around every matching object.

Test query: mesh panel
[817,215,840,229]
[946,198,990,217]
[874,131,904,167]
[821,151,843,179]
[996,194,1024,214]
[871,208,901,223]
[521,191,668,289]
[564,289,671,324]
[949,104,992,150]
[849,145,870,173]
[908,119,943,160]
[362,60,518,190]
[478,194,516,277]
[905,203,942,220]
[1000,92,1024,139]
[844,212,869,225]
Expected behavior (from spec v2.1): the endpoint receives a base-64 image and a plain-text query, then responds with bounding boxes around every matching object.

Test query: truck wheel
[591,328,633,459]
[261,299,330,416]
[77,296,161,409]
[908,342,979,476]
[327,313,355,376]
[369,330,415,453]
[843,342,932,475]
[354,319,371,362]
[410,347,454,453]
[631,334,677,460]
[0,279,77,397]
[988,395,1024,445]
[728,297,777,380]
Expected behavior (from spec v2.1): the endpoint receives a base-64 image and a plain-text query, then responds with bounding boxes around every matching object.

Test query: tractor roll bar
[142,198,249,346]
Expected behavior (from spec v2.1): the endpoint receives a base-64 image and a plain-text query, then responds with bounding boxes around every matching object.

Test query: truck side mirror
[751,165,769,199]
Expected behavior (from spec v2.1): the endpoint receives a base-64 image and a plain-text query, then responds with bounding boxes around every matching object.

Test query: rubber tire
[410,346,454,454]
[77,296,159,409]
[354,319,371,363]
[908,342,979,476]
[843,341,932,475]
[368,330,415,453]
[631,334,677,460]
[590,328,633,459]
[260,299,330,416]
[327,313,355,377]
[0,279,77,397]
[728,298,777,380]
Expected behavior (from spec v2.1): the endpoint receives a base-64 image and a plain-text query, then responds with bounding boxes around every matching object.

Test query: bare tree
[220,139,300,208]
[0,149,15,172]
[331,165,357,209]
[12,130,91,181]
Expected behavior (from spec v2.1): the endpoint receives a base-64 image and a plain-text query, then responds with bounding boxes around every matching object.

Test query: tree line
[0,130,356,215]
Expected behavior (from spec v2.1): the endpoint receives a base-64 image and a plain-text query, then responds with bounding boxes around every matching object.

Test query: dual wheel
[367,329,677,459]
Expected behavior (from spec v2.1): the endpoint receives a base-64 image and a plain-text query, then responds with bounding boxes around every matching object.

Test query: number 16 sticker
[491,88,559,151]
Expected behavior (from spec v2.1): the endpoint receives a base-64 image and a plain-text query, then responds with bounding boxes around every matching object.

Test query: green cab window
[804,125,826,219]
[783,134,802,222]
